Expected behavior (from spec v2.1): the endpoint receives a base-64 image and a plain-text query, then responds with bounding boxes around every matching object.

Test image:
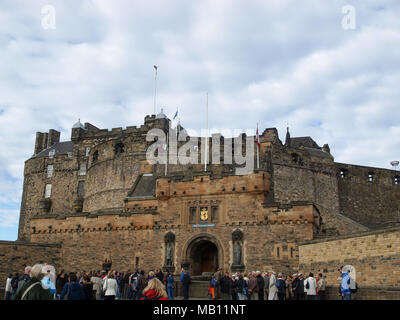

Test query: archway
[184,235,222,276]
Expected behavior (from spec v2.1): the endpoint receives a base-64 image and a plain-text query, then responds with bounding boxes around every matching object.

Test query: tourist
[103,272,118,300]
[82,275,94,300]
[148,271,156,281]
[59,273,85,300]
[128,270,139,300]
[56,271,68,296]
[213,268,222,299]
[209,275,217,299]
[13,264,52,300]
[17,266,32,292]
[41,265,57,299]
[317,273,326,300]
[256,271,264,300]
[305,272,317,300]
[276,273,286,300]
[263,271,270,300]
[236,274,248,300]
[296,273,305,300]
[91,271,103,300]
[156,268,164,283]
[286,275,293,300]
[166,271,175,300]
[137,270,147,300]
[140,278,168,300]
[339,269,351,300]
[268,271,278,300]
[232,274,239,300]
[220,272,233,300]
[4,273,12,300]
[10,272,19,299]
[182,270,191,300]
[248,272,258,300]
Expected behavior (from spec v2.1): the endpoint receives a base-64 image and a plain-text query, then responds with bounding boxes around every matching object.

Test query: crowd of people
[208,268,357,301]
[4,264,357,301]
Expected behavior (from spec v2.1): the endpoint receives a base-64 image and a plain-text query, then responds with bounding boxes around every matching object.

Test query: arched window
[92,150,99,163]
[291,153,300,164]
[114,142,125,155]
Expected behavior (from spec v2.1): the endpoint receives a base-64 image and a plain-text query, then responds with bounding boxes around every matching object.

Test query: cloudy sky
[0,0,399,240]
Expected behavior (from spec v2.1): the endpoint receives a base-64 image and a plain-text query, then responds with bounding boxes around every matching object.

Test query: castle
[1,110,399,298]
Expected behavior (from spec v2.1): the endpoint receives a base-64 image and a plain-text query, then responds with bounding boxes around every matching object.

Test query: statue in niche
[166,242,174,267]
[102,258,112,273]
[233,241,242,265]
[164,232,175,268]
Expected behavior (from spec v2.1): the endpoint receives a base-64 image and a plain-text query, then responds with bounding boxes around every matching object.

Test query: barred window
[189,207,197,224]
[211,206,219,222]
[79,164,87,176]
[77,181,85,197]
[46,165,54,178]
[45,184,52,198]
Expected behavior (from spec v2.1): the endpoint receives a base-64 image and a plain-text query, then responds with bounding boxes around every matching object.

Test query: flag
[154,65,158,71]
[173,109,178,120]
[256,125,260,148]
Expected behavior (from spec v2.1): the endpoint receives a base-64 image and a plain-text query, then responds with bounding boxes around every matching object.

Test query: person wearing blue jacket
[339,269,351,300]
[59,274,85,300]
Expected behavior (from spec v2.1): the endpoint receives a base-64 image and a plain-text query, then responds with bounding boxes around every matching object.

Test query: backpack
[305,280,310,290]
[11,277,19,290]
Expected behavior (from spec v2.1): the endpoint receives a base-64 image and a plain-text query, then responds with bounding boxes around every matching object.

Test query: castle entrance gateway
[184,234,223,276]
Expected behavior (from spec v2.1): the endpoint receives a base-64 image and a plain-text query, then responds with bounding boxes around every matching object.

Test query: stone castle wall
[298,227,400,288]
[0,241,61,295]
[336,163,400,229]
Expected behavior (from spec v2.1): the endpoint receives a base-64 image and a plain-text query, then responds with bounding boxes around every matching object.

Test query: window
[92,151,99,163]
[115,142,124,155]
[277,247,280,258]
[67,152,72,158]
[291,153,299,164]
[368,172,374,182]
[189,207,197,224]
[79,164,87,176]
[290,247,294,258]
[44,184,52,198]
[85,147,91,157]
[46,165,54,178]
[339,169,347,179]
[211,207,219,222]
[394,176,399,185]
[77,181,85,197]
[49,149,55,159]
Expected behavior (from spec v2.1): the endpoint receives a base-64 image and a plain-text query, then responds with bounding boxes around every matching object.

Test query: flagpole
[257,123,260,169]
[165,132,168,176]
[204,93,208,172]
[154,66,158,115]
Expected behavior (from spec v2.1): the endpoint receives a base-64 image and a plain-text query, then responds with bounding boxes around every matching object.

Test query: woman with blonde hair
[140,278,168,300]
[103,271,118,300]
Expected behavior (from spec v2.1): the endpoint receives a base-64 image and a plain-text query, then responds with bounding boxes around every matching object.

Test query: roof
[290,137,320,149]
[127,174,156,198]
[72,119,85,129]
[303,147,332,159]
[156,108,167,119]
[33,141,74,158]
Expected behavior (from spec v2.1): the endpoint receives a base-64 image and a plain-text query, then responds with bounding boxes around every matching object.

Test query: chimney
[34,132,48,155]
[47,129,60,148]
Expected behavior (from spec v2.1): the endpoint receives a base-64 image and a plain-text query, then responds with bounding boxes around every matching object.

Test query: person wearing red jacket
[140,278,168,300]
